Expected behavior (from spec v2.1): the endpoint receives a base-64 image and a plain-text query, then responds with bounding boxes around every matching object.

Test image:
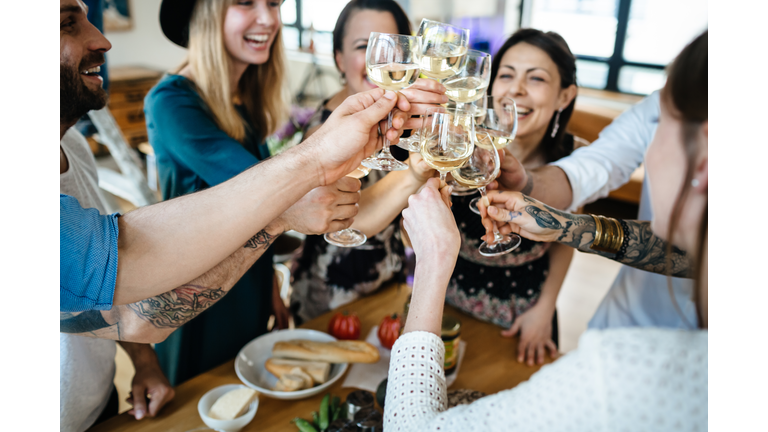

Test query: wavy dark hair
[662,30,708,328]
[331,0,412,72]
[489,28,577,163]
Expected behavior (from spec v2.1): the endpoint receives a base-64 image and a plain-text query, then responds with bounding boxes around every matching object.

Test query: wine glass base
[396,137,421,153]
[478,234,522,256]
[324,229,367,248]
[361,156,408,171]
[469,196,481,214]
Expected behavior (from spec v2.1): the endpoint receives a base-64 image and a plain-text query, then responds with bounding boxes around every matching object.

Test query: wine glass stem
[479,187,503,244]
[379,111,395,160]
[439,171,447,186]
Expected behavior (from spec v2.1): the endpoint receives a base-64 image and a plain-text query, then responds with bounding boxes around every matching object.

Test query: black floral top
[290,100,408,322]
[446,134,577,330]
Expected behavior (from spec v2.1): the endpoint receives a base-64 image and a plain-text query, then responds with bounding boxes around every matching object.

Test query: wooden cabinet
[105,66,163,149]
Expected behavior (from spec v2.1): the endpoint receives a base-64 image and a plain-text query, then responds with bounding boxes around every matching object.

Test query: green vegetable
[331,396,340,414]
[331,405,341,422]
[312,411,319,428]
[293,417,319,432]
[319,393,330,430]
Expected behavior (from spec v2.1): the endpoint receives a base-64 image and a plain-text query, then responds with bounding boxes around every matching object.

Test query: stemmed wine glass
[419,108,474,184]
[451,130,521,256]
[362,32,421,171]
[396,19,470,152]
[444,49,491,110]
[323,164,371,247]
[469,95,519,214]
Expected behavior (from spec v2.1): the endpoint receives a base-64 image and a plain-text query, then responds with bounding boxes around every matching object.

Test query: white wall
[105,0,187,71]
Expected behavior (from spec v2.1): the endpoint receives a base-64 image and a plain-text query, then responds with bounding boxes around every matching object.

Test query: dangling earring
[551,108,563,138]
[691,179,700,188]
[340,72,347,86]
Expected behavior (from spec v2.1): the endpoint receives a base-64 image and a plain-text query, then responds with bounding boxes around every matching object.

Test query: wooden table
[92,283,552,432]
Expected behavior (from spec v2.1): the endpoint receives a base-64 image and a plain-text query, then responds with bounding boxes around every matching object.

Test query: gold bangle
[590,215,623,254]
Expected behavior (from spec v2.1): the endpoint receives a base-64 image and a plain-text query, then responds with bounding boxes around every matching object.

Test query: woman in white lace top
[386,31,708,431]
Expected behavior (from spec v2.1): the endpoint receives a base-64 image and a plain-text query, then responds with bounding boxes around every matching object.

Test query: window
[524,0,707,94]
[281,0,350,55]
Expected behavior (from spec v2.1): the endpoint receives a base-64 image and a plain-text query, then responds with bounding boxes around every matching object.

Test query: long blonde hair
[177,0,288,142]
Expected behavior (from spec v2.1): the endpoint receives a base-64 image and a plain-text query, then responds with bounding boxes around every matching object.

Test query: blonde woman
[145,0,368,385]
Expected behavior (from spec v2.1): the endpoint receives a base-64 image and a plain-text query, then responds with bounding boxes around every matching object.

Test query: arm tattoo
[525,206,563,230]
[604,221,691,278]
[60,311,121,339]
[244,229,277,249]
[126,284,226,328]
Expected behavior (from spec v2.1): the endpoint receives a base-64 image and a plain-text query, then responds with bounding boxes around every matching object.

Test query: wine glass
[444,50,491,111]
[446,96,487,196]
[363,32,421,172]
[419,108,474,184]
[469,95,519,214]
[396,19,470,153]
[323,165,371,247]
[452,131,521,256]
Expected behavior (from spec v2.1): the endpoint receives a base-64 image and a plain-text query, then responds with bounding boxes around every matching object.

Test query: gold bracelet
[590,214,623,254]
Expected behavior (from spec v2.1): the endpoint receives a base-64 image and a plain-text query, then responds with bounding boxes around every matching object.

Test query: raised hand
[398,78,449,132]
[488,148,530,193]
[307,88,412,185]
[402,178,459,259]
[406,151,436,184]
[478,191,585,244]
[275,176,361,235]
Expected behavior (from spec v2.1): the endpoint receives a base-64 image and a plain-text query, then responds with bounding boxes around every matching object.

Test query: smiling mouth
[517,107,533,118]
[80,65,103,82]
[244,34,270,49]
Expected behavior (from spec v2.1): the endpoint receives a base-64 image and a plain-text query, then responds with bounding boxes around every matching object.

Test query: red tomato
[377,314,402,349]
[328,311,361,340]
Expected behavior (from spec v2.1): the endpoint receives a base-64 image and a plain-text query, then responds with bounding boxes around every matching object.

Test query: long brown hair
[176,0,288,142]
[489,28,577,163]
[662,30,708,327]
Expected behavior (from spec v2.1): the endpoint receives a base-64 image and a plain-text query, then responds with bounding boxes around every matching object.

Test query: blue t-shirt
[144,74,275,386]
[60,194,119,312]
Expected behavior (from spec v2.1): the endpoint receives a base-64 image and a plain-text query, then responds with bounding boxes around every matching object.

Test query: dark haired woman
[290,0,445,322]
[386,31,708,430]
[446,28,580,365]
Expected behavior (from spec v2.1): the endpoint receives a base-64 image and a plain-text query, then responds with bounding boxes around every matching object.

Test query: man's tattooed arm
[60,227,282,342]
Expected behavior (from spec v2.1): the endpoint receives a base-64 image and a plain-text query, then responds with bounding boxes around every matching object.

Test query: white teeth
[245,34,269,43]
[82,66,100,74]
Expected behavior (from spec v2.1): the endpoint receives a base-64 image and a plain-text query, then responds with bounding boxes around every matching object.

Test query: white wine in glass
[444,76,489,104]
[366,63,420,91]
[396,19,470,153]
[324,164,371,248]
[363,32,421,171]
[419,45,468,81]
[419,108,474,183]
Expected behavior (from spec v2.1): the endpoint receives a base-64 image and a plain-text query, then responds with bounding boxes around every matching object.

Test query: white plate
[235,329,349,400]
[198,384,258,432]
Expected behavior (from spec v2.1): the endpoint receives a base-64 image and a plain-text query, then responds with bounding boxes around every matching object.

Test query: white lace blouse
[384,328,707,431]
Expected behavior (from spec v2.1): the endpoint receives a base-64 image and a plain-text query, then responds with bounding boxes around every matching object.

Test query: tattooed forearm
[244,229,278,249]
[126,284,226,328]
[525,206,563,230]
[602,220,691,278]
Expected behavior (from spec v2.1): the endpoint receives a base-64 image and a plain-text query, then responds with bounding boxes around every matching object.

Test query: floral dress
[290,100,409,323]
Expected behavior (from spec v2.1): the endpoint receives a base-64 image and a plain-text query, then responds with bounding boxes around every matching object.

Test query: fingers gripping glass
[396,19,470,153]
[451,131,521,256]
[362,32,420,171]
[323,165,371,248]
[447,95,488,196]
[469,95,519,214]
[419,108,474,184]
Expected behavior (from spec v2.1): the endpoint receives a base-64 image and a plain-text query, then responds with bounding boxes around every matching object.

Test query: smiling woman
[143,0,290,386]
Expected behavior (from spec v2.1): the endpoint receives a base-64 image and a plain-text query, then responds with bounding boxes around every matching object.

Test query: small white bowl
[235,329,349,400]
[198,384,258,432]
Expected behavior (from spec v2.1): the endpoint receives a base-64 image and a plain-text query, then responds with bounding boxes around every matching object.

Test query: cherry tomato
[377,314,402,349]
[328,311,361,340]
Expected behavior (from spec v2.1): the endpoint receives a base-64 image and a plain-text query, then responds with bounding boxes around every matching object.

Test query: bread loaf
[265,358,331,384]
[208,387,258,420]
[272,339,380,364]
[274,373,307,392]
[289,367,313,389]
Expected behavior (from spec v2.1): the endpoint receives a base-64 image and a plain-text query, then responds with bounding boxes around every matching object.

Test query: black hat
[159,0,198,48]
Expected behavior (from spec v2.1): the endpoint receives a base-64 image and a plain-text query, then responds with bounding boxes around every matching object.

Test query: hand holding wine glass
[324,165,371,247]
[451,131,521,256]
[419,108,475,185]
[363,32,421,171]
